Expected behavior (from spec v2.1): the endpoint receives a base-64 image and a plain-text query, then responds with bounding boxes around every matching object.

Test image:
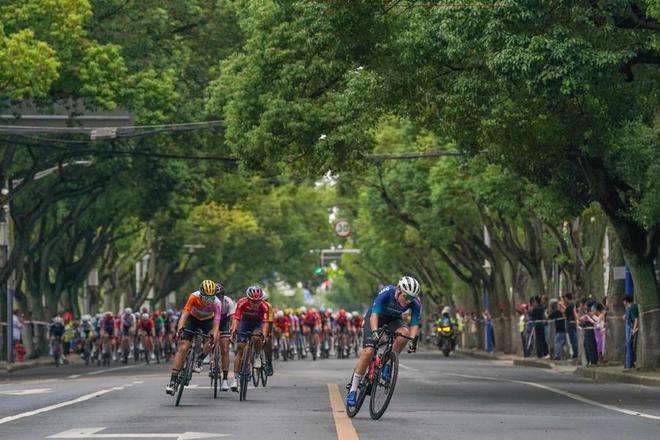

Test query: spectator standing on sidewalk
[12,309,23,361]
[593,302,606,363]
[623,295,639,370]
[563,293,579,360]
[517,304,530,357]
[469,312,479,348]
[531,296,548,358]
[580,303,599,366]
[548,300,566,360]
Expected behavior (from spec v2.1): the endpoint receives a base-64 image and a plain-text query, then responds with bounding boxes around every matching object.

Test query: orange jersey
[183,291,222,322]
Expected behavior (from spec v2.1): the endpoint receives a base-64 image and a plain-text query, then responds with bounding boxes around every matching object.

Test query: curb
[1,354,82,372]
[513,358,553,369]
[455,348,510,361]
[575,367,660,388]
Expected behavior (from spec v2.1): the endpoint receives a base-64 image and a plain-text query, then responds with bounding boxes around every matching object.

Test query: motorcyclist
[435,306,459,352]
[436,307,457,326]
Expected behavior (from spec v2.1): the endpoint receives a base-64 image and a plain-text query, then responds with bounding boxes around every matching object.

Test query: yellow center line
[327,383,359,440]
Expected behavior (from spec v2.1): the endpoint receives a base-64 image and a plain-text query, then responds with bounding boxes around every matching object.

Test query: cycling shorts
[121,325,133,337]
[362,311,407,348]
[302,322,319,332]
[236,319,263,343]
[337,324,350,334]
[180,315,214,341]
[219,315,232,334]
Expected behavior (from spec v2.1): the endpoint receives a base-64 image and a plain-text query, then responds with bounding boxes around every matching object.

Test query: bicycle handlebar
[177,328,214,339]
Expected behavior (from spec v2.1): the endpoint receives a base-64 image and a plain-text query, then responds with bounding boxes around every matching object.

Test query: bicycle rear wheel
[369,351,399,420]
[260,365,268,386]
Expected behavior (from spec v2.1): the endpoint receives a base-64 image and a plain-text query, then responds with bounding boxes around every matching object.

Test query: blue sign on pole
[624,264,633,296]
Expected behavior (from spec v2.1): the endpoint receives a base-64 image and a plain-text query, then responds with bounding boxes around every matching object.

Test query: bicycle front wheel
[212,346,220,399]
[345,373,369,418]
[369,351,399,420]
[239,345,251,401]
[175,351,193,406]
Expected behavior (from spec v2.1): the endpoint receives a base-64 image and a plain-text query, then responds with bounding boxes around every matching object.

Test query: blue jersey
[49,323,65,337]
[371,285,421,326]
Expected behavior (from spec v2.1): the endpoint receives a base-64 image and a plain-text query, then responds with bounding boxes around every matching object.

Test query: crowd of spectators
[517,293,639,369]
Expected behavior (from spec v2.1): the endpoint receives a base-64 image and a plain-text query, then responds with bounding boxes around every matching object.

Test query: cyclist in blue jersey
[346,276,421,407]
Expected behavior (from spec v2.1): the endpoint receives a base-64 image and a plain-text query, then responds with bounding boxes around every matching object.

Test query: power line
[1,138,239,162]
[0,120,224,140]
[366,150,465,160]
[3,135,466,163]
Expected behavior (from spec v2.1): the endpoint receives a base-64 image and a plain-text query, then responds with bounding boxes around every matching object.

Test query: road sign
[334,219,351,238]
[48,427,228,439]
[613,266,626,280]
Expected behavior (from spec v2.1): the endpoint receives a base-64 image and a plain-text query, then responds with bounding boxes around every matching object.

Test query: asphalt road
[1,350,659,440]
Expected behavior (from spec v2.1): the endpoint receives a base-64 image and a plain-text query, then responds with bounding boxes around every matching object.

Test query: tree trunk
[625,255,660,369]
[604,231,625,364]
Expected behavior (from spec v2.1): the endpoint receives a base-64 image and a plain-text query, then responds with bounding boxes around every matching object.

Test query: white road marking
[68,375,81,379]
[47,427,229,439]
[0,387,121,425]
[399,363,419,372]
[0,388,52,396]
[81,364,144,376]
[446,373,660,421]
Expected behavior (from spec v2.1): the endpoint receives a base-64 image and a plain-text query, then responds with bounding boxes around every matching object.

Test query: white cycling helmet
[53,316,64,324]
[352,311,359,317]
[141,313,149,320]
[442,306,451,315]
[276,310,284,319]
[300,306,307,313]
[81,314,92,322]
[397,276,420,298]
[124,307,132,315]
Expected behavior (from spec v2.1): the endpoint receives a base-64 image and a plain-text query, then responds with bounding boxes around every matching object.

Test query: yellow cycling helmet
[199,279,217,297]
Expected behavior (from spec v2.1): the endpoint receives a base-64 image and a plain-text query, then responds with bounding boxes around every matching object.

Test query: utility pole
[1,179,13,363]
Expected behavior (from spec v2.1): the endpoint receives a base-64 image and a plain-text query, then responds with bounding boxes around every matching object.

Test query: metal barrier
[0,320,50,363]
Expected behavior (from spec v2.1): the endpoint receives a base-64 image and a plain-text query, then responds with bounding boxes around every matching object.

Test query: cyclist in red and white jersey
[230,286,269,392]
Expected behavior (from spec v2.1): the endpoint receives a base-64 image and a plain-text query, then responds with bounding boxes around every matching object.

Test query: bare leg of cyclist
[220,338,230,379]
[166,339,191,392]
[263,335,272,373]
[194,340,213,371]
[232,342,246,391]
[349,347,374,393]
[392,326,410,353]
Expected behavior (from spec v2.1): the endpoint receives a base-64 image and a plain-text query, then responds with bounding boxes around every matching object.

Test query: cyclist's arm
[177,310,190,333]
[211,320,220,341]
[370,313,379,334]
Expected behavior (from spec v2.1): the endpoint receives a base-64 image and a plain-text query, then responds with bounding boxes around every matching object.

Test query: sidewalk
[1,354,81,372]
[456,348,660,387]
[574,365,660,387]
